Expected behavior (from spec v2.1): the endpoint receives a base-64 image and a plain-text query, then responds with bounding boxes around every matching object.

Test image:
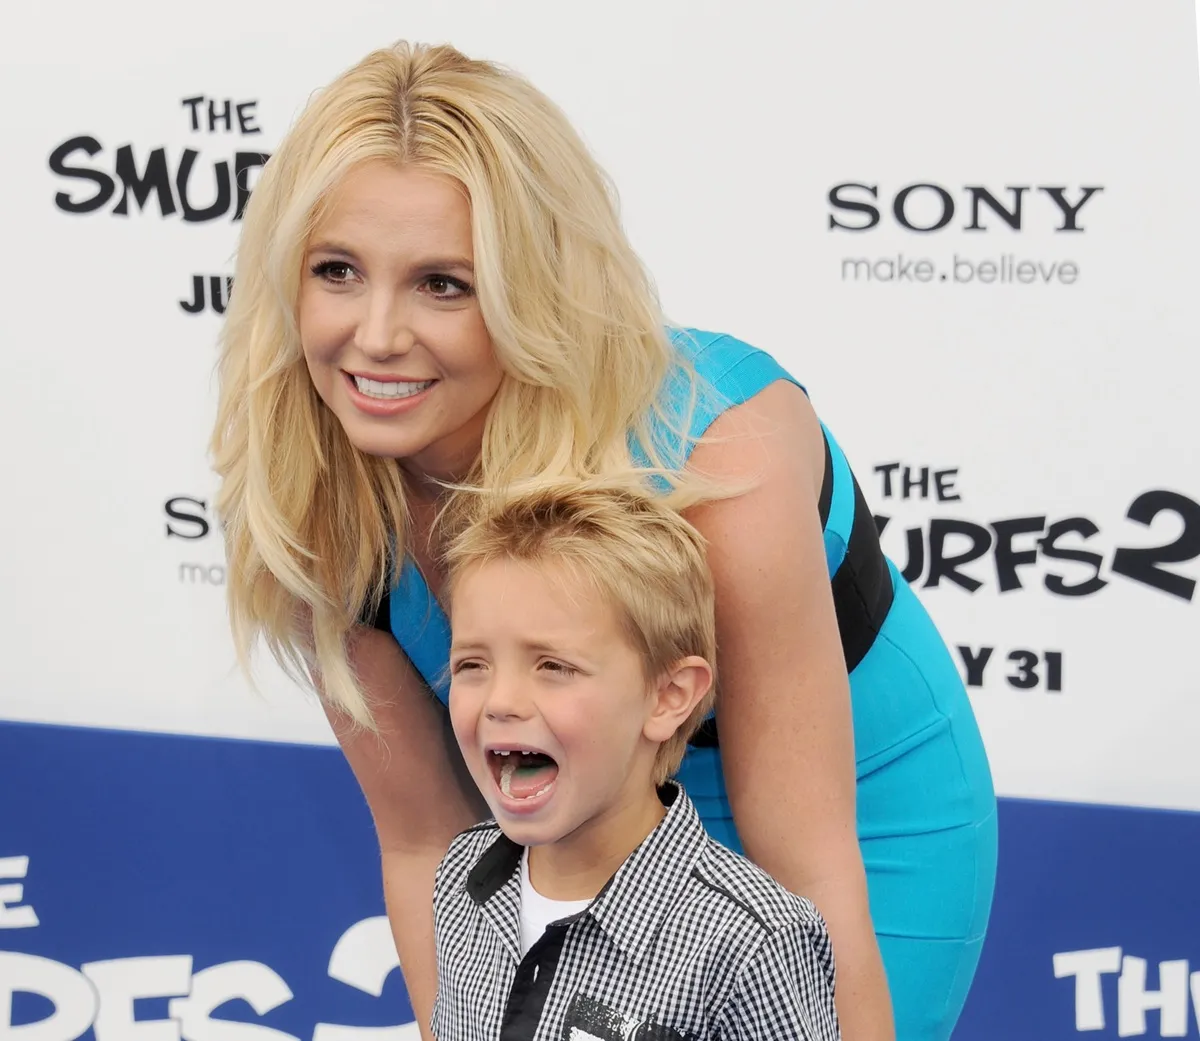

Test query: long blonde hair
[211,41,707,725]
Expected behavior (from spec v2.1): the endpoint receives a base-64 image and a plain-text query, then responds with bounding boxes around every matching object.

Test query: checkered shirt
[431,782,840,1041]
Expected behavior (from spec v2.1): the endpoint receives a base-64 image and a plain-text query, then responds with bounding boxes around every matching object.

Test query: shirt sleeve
[430,832,473,1041]
[713,916,840,1041]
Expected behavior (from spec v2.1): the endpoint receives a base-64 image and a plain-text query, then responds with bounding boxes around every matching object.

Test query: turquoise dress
[371,328,998,1041]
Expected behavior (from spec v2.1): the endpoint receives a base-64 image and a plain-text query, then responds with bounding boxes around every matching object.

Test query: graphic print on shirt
[562,991,693,1041]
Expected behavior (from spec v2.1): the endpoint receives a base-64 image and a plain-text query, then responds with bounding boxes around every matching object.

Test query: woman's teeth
[352,376,433,399]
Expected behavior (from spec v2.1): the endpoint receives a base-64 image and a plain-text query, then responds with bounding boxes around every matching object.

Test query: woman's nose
[354,291,415,362]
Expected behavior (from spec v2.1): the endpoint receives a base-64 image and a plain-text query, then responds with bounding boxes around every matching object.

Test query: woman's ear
[643,656,714,744]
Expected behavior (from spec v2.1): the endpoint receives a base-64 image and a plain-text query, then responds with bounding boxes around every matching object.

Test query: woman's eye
[452,660,483,674]
[423,274,472,299]
[311,260,355,283]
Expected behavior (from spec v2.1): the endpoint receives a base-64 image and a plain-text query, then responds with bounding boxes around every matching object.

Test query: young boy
[432,482,840,1041]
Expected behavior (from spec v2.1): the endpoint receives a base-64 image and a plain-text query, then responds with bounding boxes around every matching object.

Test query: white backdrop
[3,0,1196,806]
[1,3,1198,1038]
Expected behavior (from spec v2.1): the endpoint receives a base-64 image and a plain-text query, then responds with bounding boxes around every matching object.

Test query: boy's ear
[643,656,714,745]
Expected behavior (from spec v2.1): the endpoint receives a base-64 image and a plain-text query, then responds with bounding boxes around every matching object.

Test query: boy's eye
[540,660,578,677]
[452,660,484,674]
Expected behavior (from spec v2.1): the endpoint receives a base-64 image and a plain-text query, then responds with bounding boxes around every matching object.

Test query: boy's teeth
[352,376,432,399]
[497,758,555,800]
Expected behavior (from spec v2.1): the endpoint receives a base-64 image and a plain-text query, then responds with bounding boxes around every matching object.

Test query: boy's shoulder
[689,835,830,942]
[681,838,837,1021]
[447,818,505,857]
[435,819,508,896]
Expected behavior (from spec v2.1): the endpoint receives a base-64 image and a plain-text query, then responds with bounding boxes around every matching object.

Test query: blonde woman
[212,42,996,1041]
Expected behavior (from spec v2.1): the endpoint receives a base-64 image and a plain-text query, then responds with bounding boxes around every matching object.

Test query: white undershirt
[518,848,592,957]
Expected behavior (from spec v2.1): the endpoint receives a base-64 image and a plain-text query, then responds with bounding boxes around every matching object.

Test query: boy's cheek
[447,703,478,754]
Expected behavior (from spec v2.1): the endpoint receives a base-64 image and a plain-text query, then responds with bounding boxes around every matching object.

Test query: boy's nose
[483,675,533,721]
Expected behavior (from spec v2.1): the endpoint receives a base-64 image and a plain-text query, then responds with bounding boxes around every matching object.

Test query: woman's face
[299,161,502,481]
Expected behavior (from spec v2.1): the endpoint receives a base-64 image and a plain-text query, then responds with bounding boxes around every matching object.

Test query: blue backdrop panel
[4,719,1200,1040]
[0,720,411,1036]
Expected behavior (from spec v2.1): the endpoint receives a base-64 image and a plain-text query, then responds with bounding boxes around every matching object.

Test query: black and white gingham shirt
[432,783,840,1041]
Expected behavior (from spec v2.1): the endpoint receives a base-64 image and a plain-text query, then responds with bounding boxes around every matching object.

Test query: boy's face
[448,559,661,849]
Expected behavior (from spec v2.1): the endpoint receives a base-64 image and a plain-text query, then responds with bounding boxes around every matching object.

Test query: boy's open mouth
[487,747,559,801]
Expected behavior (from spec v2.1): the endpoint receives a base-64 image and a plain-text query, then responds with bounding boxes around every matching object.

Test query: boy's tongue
[500,753,559,799]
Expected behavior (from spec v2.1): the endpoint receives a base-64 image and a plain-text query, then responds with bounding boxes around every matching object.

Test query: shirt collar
[585,782,708,964]
[465,828,523,904]
[464,782,709,966]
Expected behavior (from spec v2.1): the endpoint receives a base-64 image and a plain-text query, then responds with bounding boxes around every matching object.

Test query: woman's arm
[322,625,487,1039]
[686,380,894,1041]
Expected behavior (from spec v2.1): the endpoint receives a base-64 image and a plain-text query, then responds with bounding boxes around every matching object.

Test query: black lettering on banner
[1039,187,1104,232]
[180,276,233,315]
[48,137,116,213]
[956,646,1063,692]
[992,516,1045,592]
[1007,650,1064,692]
[893,184,955,233]
[874,463,960,502]
[1040,518,1108,596]
[827,183,881,231]
[874,462,901,498]
[964,187,1027,231]
[1045,651,1064,691]
[236,102,261,134]
[934,469,960,502]
[828,183,1104,232]
[1110,491,1200,601]
[113,145,176,217]
[1007,650,1039,689]
[235,152,270,219]
[48,143,270,221]
[183,95,262,135]
[49,96,269,221]
[164,497,210,539]
[957,645,994,687]
[902,466,930,499]
[900,526,925,584]
[210,276,232,314]
[208,98,233,133]
[925,519,991,592]
[181,276,204,314]
[872,467,1197,601]
[181,95,205,131]
[882,508,1199,600]
[176,150,232,223]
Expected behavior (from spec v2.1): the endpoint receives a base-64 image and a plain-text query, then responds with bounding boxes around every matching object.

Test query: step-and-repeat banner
[2,1,1198,1038]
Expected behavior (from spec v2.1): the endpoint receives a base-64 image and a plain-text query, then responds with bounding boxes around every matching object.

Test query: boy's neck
[526,784,667,902]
